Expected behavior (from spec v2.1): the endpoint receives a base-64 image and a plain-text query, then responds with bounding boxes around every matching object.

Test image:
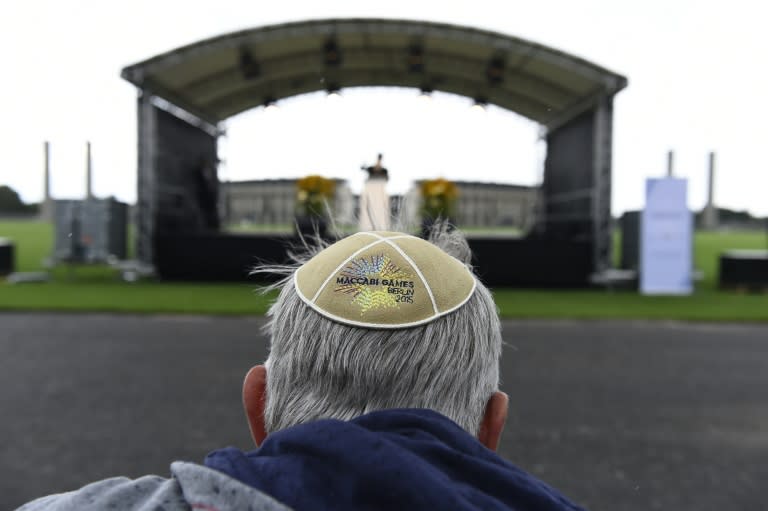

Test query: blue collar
[205,408,585,511]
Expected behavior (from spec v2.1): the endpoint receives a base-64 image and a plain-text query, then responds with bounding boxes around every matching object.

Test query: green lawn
[613,228,767,290]
[0,280,275,315]
[491,288,767,322]
[226,223,294,234]
[1,219,766,320]
[0,219,52,272]
[695,230,767,289]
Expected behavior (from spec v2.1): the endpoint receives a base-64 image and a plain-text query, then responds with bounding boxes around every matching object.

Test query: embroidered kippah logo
[334,254,415,314]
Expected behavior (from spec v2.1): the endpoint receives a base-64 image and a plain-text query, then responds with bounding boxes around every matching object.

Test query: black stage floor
[2,314,767,511]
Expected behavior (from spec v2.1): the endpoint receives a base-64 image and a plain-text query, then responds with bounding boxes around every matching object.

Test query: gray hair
[258,227,502,435]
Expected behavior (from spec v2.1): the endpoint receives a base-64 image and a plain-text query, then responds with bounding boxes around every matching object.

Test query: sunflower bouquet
[420,178,459,221]
[296,175,336,219]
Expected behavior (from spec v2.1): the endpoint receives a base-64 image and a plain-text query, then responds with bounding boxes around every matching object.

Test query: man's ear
[243,365,268,447]
[477,391,508,452]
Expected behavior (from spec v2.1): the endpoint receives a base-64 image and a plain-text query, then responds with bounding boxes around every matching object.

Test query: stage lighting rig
[324,38,342,67]
[262,95,278,110]
[486,56,505,85]
[471,95,488,112]
[239,48,260,79]
[418,85,434,101]
[326,83,341,99]
[408,44,424,73]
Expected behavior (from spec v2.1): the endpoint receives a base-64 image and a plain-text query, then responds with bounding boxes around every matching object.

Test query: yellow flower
[420,178,458,218]
[297,175,336,198]
[296,175,336,218]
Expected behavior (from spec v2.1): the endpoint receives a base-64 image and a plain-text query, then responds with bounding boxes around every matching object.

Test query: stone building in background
[405,181,537,230]
[222,179,536,231]
[221,179,354,227]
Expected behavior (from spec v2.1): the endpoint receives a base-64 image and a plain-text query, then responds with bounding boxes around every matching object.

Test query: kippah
[294,231,477,329]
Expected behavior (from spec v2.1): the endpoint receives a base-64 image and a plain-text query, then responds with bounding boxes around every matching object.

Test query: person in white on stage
[359,153,390,231]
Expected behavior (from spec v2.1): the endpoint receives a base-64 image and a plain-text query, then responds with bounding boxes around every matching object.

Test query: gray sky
[1,0,766,215]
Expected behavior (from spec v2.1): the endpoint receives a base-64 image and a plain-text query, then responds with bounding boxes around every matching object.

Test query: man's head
[244,228,507,450]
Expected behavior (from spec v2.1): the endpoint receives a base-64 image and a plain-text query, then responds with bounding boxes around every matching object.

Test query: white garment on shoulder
[14,462,292,511]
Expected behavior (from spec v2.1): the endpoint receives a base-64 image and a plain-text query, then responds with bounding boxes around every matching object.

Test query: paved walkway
[1,314,767,511]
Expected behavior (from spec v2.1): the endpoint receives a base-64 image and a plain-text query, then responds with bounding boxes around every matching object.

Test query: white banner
[640,178,693,295]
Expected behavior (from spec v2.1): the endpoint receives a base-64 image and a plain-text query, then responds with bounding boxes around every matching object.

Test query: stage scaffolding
[123,18,627,284]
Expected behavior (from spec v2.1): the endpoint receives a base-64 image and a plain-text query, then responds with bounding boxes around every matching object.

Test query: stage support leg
[137,91,157,268]
[539,95,615,280]
[592,95,614,274]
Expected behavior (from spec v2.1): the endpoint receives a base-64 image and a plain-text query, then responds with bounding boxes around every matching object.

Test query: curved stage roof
[122,18,627,127]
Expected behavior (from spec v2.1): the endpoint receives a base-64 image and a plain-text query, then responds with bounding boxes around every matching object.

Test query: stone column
[40,141,53,221]
[702,152,718,230]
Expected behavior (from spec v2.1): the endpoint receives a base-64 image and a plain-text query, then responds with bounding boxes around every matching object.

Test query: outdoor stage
[155,232,594,287]
[122,19,627,288]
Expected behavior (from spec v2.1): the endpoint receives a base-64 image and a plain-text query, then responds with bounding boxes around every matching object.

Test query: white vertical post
[666,150,674,177]
[41,141,52,220]
[86,141,94,200]
[44,141,51,201]
[702,152,718,230]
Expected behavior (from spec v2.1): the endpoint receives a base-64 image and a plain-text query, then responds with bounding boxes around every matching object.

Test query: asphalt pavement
[1,313,767,511]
